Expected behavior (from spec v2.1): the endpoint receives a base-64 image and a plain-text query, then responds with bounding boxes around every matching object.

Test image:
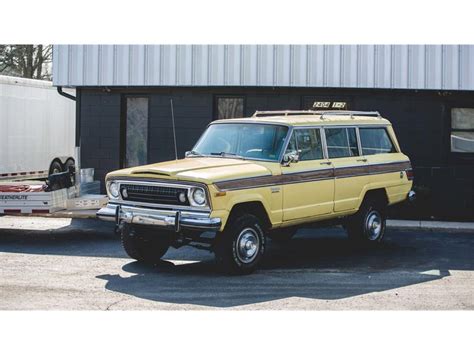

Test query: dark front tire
[347,197,386,245]
[121,224,171,265]
[268,227,298,243]
[214,214,266,275]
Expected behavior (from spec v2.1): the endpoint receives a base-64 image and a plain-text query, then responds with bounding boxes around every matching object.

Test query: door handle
[357,158,368,162]
[320,162,332,165]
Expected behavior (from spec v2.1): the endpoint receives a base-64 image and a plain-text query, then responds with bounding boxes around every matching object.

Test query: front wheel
[121,224,171,265]
[347,198,386,245]
[214,214,266,275]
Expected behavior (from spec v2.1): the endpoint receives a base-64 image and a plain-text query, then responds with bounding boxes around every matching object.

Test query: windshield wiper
[186,150,204,157]
[209,152,245,159]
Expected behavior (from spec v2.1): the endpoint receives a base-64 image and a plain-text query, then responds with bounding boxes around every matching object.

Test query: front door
[324,127,368,212]
[282,128,334,221]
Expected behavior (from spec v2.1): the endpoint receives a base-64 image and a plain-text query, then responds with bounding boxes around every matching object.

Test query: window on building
[451,108,474,153]
[359,128,396,155]
[325,128,359,158]
[216,96,244,119]
[124,97,149,168]
[294,129,324,161]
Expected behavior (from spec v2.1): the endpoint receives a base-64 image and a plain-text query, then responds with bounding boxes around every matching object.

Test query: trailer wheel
[49,160,63,175]
[64,159,75,172]
[64,159,76,183]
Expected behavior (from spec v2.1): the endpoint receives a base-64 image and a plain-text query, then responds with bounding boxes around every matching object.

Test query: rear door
[358,126,410,199]
[281,127,334,221]
[324,127,369,212]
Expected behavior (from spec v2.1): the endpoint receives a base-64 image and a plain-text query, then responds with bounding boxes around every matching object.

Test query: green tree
[0,45,52,80]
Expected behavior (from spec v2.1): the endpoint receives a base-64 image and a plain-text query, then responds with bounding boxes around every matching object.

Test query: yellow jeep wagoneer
[98,110,415,274]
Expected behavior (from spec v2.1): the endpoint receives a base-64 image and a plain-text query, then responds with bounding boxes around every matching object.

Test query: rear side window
[325,128,359,158]
[359,128,396,155]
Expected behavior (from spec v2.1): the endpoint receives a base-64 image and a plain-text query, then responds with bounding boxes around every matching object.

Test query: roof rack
[252,110,381,119]
[252,110,317,117]
[315,110,381,119]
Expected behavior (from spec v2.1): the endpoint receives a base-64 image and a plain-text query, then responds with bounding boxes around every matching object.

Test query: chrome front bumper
[96,203,222,232]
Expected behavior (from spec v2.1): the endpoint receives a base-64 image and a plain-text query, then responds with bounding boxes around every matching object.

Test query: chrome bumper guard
[96,203,221,232]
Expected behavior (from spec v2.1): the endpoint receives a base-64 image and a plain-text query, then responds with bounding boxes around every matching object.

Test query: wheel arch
[226,201,272,231]
[359,188,389,209]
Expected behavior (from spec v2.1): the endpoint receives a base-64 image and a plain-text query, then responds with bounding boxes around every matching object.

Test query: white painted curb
[387,219,474,232]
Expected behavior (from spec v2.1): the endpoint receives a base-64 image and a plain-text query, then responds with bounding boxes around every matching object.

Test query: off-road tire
[347,197,386,245]
[268,227,298,243]
[214,214,266,275]
[121,224,171,265]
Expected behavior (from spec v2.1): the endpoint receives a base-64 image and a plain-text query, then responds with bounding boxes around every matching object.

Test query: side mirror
[185,151,192,157]
[282,152,299,166]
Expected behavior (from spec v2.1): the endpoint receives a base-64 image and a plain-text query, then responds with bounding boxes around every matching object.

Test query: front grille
[120,184,189,206]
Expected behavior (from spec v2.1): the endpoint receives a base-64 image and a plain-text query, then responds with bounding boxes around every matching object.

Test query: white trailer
[0,75,75,181]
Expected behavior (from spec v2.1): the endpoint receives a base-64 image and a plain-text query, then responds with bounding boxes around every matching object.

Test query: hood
[106,157,274,184]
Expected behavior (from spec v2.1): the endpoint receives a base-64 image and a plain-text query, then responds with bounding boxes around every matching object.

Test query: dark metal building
[53,45,474,221]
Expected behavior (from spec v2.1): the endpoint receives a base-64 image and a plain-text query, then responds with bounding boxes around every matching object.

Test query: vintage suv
[97,110,415,274]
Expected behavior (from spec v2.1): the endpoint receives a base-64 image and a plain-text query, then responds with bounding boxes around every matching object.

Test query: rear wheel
[214,214,266,275]
[347,197,386,244]
[121,224,171,265]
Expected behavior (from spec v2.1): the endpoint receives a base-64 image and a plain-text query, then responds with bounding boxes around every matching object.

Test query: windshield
[192,123,289,161]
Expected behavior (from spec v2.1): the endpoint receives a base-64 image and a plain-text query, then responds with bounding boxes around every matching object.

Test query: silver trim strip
[97,203,221,231]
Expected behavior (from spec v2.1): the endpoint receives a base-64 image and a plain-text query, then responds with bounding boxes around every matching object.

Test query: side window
[295,129,323,161]
[325,128,359,158]
[359,128,396,155]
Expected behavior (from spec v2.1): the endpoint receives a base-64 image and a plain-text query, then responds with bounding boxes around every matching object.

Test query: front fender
[208,184,275,230]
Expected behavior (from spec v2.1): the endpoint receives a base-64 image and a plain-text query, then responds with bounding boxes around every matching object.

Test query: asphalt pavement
[0,216,473,310]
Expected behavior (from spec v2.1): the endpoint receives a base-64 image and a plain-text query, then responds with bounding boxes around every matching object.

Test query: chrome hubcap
[236,228,259,264]
[366,211,382,241]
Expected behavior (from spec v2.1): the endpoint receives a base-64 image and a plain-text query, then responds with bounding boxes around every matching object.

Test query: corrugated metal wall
[53,45,474,91]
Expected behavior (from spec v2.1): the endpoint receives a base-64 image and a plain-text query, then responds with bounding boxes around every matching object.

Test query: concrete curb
[387,219,474,232]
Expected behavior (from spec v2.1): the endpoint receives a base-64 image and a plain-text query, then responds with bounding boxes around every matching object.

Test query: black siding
[79,87,474,221]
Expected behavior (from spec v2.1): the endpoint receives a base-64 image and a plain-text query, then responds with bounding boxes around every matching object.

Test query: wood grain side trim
[214,160,412,191]
[334,165,370,178]
[214,168,334,191]
[368,161,412,175]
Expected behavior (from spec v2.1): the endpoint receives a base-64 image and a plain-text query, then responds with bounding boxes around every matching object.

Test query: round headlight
[192,188,206,206]
[109,182,120,198]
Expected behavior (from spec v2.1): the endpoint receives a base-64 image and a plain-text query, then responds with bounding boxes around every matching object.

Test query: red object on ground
[0,185,46,193]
